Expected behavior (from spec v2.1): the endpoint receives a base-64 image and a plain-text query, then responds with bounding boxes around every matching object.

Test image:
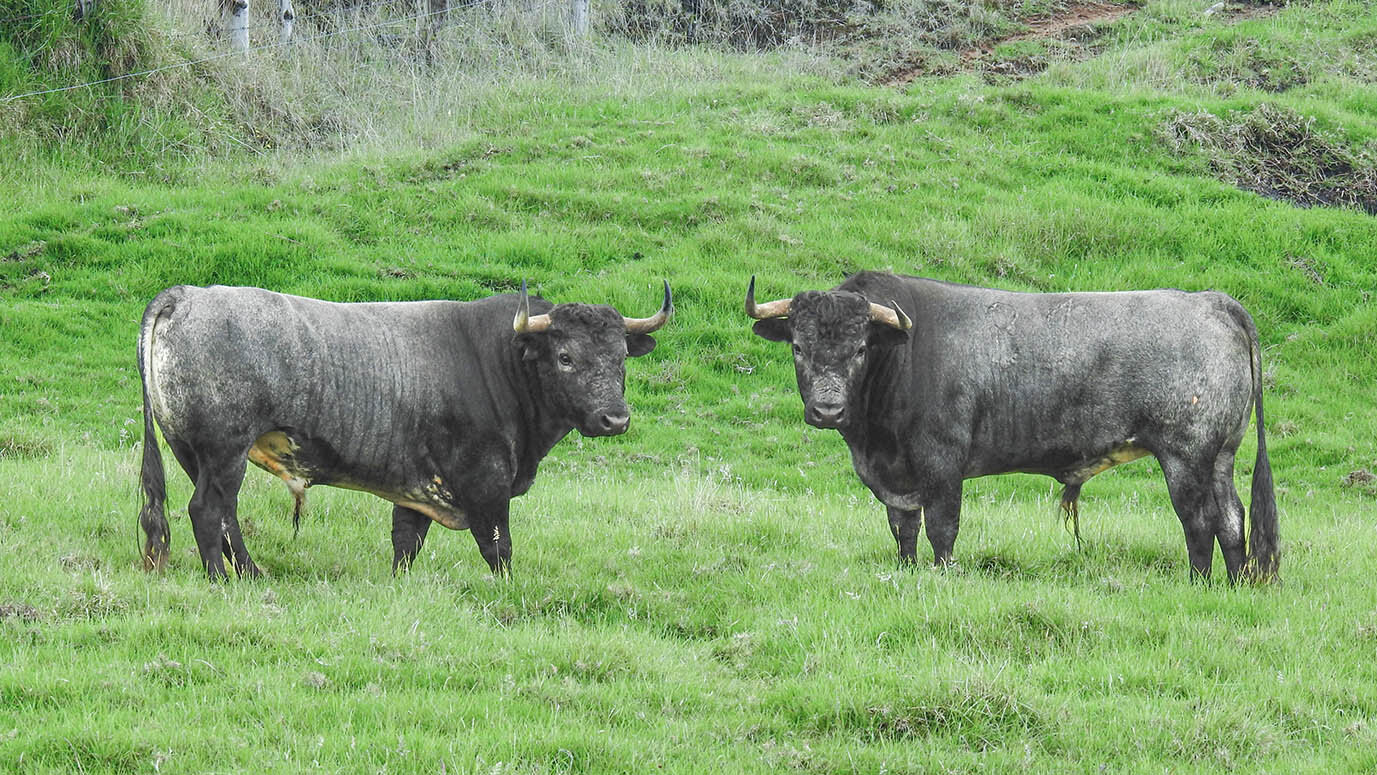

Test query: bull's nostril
[602,413,630,432]
[807,404,846,427]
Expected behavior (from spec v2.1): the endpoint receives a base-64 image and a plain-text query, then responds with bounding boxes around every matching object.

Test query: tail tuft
[138,293,173,572]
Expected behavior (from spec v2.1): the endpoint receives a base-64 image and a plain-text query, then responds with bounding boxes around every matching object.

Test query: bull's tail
[138,292,174,572]
[1059,483,1084,550]
[1229,302,1279,583]
[1244,340,1279,583]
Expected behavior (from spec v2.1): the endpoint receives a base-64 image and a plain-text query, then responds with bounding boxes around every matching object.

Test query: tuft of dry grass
[1160,102,1377,215]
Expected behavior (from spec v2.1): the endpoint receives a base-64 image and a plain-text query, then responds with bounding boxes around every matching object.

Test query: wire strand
[0,7,69,25]
[1,0,552,103]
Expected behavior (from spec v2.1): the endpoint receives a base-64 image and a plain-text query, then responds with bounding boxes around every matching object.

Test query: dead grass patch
[1160,103,1377,215]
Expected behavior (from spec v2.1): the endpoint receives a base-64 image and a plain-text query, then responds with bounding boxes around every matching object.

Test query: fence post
[221,0,249,52]
[418,0,446,63]
[428,0,448,27]
[570,0,588,37]
[278,0,294,44]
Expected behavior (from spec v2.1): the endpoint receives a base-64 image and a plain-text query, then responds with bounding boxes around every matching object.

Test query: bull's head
[747,276,911,430]
[514,280,672,437]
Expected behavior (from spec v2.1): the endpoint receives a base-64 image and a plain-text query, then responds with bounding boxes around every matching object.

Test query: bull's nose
[596,412,630,435]
[806,403,846,428]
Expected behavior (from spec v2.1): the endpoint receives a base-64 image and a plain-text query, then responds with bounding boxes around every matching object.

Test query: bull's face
[748,280,911,431]
[514,282,671,438]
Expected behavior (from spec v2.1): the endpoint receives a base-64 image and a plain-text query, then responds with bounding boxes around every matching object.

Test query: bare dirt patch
[964,2,1136,61]
[1211,1,1287,23]
[883,2,1136,86]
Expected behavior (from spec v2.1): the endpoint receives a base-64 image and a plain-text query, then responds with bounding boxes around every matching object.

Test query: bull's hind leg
[1211,450,1246,584]
[188,453,250,582]
[1158,453,1219,582]
[221,516,261,579]
[391,505,433,573]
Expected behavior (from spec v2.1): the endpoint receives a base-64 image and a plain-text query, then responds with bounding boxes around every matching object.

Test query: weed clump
[1181,32,1308,93]
[0,433,53,460]
[799,679,1048,747]
[1340,468,1376,496]
[1160,103,1377,215]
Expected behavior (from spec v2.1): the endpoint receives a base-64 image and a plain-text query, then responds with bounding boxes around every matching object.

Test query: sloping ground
[1,3,1376,773]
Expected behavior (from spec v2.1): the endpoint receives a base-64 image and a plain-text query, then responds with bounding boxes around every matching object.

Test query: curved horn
[868,300,913,331]
[512,279,553,334]
[745,276,793,320]
[623,280,674,334]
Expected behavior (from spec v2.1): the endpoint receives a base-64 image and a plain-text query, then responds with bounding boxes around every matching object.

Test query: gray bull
[747,271,1278,583]
[138,281,671,580]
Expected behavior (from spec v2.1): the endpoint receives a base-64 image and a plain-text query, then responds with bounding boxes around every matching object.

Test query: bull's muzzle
[582,407,631,437]
[805,401,847,429]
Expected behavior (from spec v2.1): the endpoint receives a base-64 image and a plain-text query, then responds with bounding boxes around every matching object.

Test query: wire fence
[1,0,569,103]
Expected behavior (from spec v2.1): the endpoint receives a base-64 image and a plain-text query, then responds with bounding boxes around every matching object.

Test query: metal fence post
[279,0,294,45]
[570,0,588,37]
[221,0,250,52]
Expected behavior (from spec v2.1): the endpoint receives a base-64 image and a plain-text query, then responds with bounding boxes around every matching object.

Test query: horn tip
[891,300,913,330]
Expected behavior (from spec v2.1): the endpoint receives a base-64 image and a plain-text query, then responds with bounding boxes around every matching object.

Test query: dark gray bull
[747,271,1278,583]
[138,281,671,580]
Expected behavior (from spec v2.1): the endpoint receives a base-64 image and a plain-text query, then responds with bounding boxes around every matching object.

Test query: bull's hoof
[1241,559,1281,586]
[142,548,168,573]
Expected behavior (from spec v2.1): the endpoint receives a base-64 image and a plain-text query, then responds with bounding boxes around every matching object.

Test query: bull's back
[141,286,495,473]
[882,277,1255,475]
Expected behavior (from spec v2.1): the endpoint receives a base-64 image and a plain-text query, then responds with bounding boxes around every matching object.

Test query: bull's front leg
[922,481,963,567]
[467,500,513,577]
[390,505,433,573]
[886,506,922,566]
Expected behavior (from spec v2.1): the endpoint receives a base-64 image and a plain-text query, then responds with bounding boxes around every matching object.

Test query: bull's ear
[752,319,791,342]
[516,333,543,362]
[869,325,910,349]
[626,334,656,358]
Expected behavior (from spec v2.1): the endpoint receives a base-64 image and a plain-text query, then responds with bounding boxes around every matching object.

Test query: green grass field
[3,0,1377,771]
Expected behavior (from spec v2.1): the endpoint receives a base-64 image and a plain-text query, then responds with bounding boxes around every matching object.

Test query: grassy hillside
[3,0,1377,772]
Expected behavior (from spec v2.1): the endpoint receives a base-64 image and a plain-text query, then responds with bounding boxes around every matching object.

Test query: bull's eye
[792,344,802,357]
[855,345,866,358]
[558,352,573,367]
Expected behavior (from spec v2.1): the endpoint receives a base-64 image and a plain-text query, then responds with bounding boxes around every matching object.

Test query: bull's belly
[976,439,1153,485]
[852,437,1152,510]
[247,430,469,530]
